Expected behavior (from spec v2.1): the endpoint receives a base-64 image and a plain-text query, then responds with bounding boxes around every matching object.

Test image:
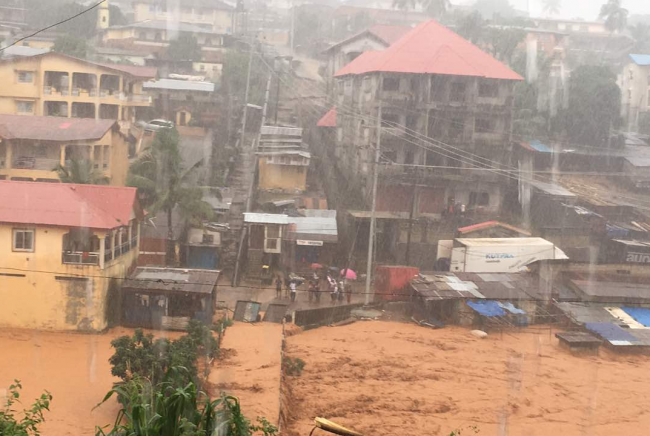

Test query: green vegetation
[52,34,89,59]
[128,129,214,264]
[95,372,278,436]
[600,0,629,33]
[167,34,202,61]
[283,357,306,376]
[0,381,52,436]
[55,159,109,185]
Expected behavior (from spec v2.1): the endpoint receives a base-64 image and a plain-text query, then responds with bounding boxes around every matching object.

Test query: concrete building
[102,20,229,57]
[323,24,410,92]
[256,126,311,194]
[0,180,143,331]
[132,0,234,34]
[143,78,215,126]
[621,54,650,132]
[0,51,155,121]
[0,115,130,185]
[328,20,522,267]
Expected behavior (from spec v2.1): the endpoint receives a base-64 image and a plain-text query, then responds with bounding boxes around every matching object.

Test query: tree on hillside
[220,49,268,106]
[630,23,650,53]
[127,129,214,265]
[485,27,526,63]
[109,4,127,26]
[471,0,517,21]
[456,11,485,44]
[55,159,109,185]
[599,0,629,33]
[393,0,450,18]
[53,34,89,58]
[166,34,202,61]
[26,1,97,38]
[542,0,561,16]
[566,65,621,147]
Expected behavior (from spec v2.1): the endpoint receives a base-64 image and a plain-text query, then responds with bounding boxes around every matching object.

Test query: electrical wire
[0,0,107,53]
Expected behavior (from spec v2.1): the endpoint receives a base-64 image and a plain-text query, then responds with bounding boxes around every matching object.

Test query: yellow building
[257,151,310,192]
[132,0,234,34]
[0,180,143,331]
[0,51,155,121]
[0,115,130,186]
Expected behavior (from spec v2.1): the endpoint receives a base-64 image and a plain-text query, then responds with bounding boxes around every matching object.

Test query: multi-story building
[102,20,229,57]
[0,115,130,185]
[328,20,522,267]
[620,54,650,132]
[0,180,143,331]
[0,51,155,121]
[143,78,215,126]
[132,0,234,34]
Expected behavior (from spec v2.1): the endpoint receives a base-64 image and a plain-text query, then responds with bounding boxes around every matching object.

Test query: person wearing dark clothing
[275,277,283,299]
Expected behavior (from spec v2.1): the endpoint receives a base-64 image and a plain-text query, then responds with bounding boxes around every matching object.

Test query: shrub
[0,380,52,436]
[283,357,306,376]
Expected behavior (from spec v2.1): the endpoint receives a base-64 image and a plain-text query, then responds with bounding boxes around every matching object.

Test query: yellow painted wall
[258,158,307,191]
[0,224,138,331]
[133,2,233,33]
[0,53,151,119]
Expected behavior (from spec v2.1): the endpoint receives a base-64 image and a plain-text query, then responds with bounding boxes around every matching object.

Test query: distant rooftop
[0,115,115,142]
[144,78,215,92]
[109,20,222,34]
[630,54,650,66]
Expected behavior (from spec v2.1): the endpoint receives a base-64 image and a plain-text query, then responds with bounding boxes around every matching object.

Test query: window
[381,113,399,127]
[383,78,399,92]
[202,234,214,244]
[475,117,492,133]
[450,82,466,102]
[469,192,490,206]
[13,229,34,252]
[17,71,34,83]
[450,118,464,139]
[629,70,634,80]
[479,80,499,98]
[16,100,34,114]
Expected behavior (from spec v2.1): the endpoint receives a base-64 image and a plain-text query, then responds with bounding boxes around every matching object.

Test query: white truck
[438,237,568,273]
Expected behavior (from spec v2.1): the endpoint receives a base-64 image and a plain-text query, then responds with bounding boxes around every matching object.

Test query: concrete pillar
[128,222,133,248]
[59,144,66,166]
[6,141,12,169]
[111,229,116,260]
[99,235,106,269]
[89,144,94,164]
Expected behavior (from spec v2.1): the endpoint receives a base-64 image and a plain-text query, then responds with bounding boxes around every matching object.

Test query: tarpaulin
[498,302,526,315]
[467,300,506,317]
[585,322,638,344]
[621,307,650,327]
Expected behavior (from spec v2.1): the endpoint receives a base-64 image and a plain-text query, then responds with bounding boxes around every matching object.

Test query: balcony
[125,94,151,104]
[12,157,59,171]
[62,251,100,266]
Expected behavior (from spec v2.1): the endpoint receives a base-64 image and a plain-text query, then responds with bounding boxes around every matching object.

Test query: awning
[467,300,506,317]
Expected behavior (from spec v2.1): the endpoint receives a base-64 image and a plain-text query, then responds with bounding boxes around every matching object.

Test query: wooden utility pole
[239,39,255,150]
[405,171,418,265]
[365,100,382,305]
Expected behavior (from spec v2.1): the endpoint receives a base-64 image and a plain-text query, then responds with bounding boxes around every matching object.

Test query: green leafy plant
[283,357,306,376]
[0,380,52,436]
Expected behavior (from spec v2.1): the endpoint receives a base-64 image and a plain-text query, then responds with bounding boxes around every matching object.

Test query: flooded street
[284,322,650,436]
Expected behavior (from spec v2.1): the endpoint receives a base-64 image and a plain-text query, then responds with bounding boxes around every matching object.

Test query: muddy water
[284,322,650,436]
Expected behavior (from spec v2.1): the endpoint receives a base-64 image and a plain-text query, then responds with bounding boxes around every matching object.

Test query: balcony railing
[13,157,59,171]
[62,251,100,266]
[124,94,151,103]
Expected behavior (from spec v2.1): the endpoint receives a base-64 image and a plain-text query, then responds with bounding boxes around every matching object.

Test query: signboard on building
[297,240,323,246]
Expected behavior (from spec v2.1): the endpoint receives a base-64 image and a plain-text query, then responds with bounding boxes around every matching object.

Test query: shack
[284,210,338,270]
[121,267,220,330]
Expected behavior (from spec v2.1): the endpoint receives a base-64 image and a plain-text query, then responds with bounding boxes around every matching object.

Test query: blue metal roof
[529,140,552,153]
[467,300,506,317]
[630,54,650,66]
[585,322,638,343]
[622,307,650,327]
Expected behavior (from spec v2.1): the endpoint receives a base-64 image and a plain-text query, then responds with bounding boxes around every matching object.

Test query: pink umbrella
[340,269,357,280]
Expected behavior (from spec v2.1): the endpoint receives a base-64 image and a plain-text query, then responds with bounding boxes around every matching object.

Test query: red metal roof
[334,20,523,81]
[0,115,115,142]
[457,221,531,236]
[317,107,337,127]
[369,24,411,45]
[0,181,142,230]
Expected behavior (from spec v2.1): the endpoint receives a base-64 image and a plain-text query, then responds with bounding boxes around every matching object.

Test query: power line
[0,0,107,53]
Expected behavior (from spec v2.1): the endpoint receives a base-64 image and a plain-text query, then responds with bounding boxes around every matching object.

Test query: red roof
[0,115,115,142]
[317,107,337,127]
[457,221,531,236]
[369,24,411,45]
[0,181,142,230]
[334,20,523,81]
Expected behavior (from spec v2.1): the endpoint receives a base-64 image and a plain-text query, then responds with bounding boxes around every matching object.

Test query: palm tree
[55,159,109,184]
[599,0,629,33]
[128,128,214,265]
[542,0,561,16]
[630,23,650,53]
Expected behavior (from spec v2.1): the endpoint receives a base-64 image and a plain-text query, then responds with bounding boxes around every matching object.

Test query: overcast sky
[509,0,650,20]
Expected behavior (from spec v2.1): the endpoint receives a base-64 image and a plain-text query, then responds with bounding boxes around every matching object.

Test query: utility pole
[365,100,382,305]
[274,59,281,125]
[405,170,418,265]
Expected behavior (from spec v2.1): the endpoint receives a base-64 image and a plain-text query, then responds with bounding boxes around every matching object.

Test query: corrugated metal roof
[317,107,337,127]
[286,214,338,242]
[99,63,157,78]
[625,156,650,167]
[1,45,49,58]
[123,267,220,295]
[528,180,576,197]
[261,126,303,136]
[630,54,650,66]
[144,79,215,92]
[110,20,221,34]
[0,115,115,141]
[457,220,531,236]
[135,0,232,9]
[411,272,543,301]
[0,181,141,230]
[323,24,411,53]
[244,213,289,224]
[335,20,523,81]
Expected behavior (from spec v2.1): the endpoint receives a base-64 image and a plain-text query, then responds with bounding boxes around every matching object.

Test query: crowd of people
[275,270,353,304]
